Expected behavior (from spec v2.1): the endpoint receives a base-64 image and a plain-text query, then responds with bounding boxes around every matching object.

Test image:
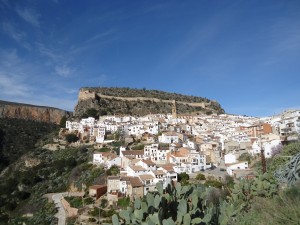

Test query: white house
[104,124,119,133]
[158,164,177,183]
[226,161,249,176]
[145,121,159,135]
[128,124,145,136]
[158,132,179,143]
[80,117,96,127]
[250,139,282,158]
[136,159,157,171]
[93,152,118,167]
[139,174,156,195]
[127,165,149,177]
[66,121,84,133]
[224,153,237,164]
[167,147,206,174]
[144,144,170,163]
[120,149,145,159]
[107,156,122,168]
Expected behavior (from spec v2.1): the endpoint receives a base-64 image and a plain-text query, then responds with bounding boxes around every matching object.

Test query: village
[63,103,300,205]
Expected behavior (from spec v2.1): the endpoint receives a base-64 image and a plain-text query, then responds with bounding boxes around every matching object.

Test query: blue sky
[1,0,300,117]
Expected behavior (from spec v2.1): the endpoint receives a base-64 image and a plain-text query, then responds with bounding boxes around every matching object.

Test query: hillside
[0,118,103,224]
[74,87,225,117]
[0,100,71,124]
[0,118,59,171]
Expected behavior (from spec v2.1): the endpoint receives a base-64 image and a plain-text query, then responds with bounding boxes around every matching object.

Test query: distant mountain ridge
[74,87,225,117]
[0,100,71,124]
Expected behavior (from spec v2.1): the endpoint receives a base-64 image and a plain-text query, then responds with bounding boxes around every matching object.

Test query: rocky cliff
[74,87,225,117]
[0,100,71,124]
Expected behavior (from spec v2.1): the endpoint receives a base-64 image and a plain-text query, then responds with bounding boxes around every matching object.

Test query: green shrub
[64,196,83,208]
[118,197,130,209]
[99,147,110,152]
[88,217,96,222]
[65,133,79,143]
[268,141,300,174]
[196,173,206,180]
[100,198,108,208]
[107,165,119,176]
[204,179,223,189]
[84,197,94,205]
[101,208,116,217]
[82,108,99,118]
[234,184,300,225]
[178,172,190,185]
[238,153,253,164]
[131,144,144,150]
[16,191,31,200]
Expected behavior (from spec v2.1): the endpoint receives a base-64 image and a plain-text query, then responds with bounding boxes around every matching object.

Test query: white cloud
[0,49,77,110]
[3,22,24,41]
[1,49,20,67]
[2,22,31,50]
[16,7,40,27]
[37,43,63,62]
[85,29,115,43]
[0,73,30,97]
[0,49,30,97]
[36,43,77,77]
[64,88,77,94]
[55,65,75,77]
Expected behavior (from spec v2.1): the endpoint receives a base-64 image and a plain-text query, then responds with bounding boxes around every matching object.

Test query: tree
[59,116,67,128]
[100,198,108,208]
[106,165,120,176]
[65,157,77,168]
[82,108,99,118]
[16,191,31,200]
[223,175,235,188]
[238,153,253,164]
[178,172,190,185]
[65,133,79,143]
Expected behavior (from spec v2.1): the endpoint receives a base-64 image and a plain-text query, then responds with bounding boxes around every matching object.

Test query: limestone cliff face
[0,100,71,124]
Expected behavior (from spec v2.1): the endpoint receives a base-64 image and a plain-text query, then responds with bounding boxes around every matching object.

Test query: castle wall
[78,90,96,101]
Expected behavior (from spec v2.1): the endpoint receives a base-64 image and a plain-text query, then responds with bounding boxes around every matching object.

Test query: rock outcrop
[74,87,225,117]
[0,100,71,124]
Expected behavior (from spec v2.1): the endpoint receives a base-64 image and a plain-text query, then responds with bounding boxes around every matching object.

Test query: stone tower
[172,100,177,118]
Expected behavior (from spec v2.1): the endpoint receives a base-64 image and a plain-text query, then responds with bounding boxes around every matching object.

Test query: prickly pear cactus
[218,173,278,224]
[115,182,215,225]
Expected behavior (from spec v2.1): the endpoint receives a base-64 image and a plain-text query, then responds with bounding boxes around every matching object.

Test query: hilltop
[74,87,224,117]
